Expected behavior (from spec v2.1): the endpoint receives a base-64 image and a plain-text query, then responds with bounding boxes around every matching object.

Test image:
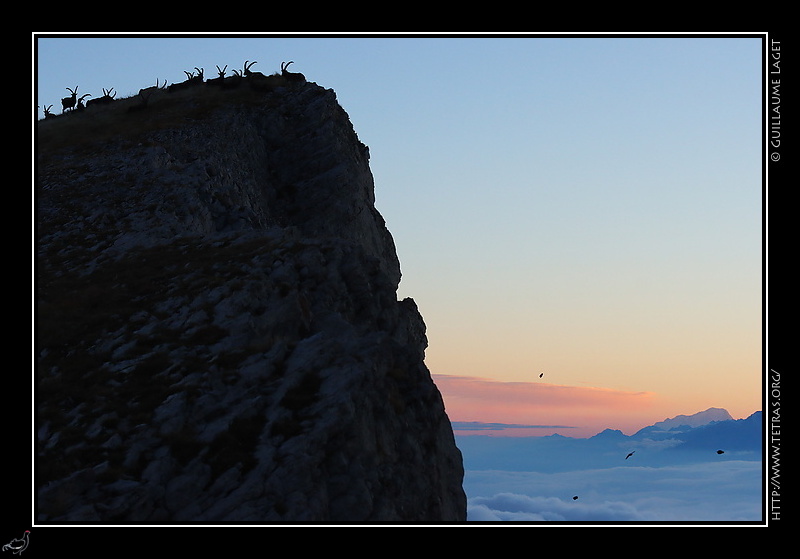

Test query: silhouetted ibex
[73,93,91,112]
[61,87,79,113]
[281,61,305,83]
[86,88,116,108]
[168,68,205,92]
[207,65,228,86]
[139,79,167,96]
[243,60,266,79]
[188,67,204,85]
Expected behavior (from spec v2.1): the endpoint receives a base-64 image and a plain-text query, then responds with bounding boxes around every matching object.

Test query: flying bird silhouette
[716,449,725,454]
[625,451,635,460]
[539,372,544,378]
[572,495,579,500]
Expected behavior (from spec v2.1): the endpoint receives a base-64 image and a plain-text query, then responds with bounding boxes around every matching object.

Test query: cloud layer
[464,461,763,522]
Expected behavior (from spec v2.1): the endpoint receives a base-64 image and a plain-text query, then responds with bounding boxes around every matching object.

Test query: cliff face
[36,80,466,522]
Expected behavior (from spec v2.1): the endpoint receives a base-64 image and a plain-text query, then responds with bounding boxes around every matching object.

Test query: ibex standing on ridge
[281,61,305,83]
[61,87,79,113]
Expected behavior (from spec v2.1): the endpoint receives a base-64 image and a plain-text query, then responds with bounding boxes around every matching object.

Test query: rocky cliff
[35,77,467,522]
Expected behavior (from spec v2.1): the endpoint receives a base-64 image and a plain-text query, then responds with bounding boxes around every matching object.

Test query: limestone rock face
[36,81,466,522]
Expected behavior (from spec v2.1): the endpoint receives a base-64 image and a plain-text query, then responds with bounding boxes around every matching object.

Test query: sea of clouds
[463,461,762,522]
[456,411,763,523]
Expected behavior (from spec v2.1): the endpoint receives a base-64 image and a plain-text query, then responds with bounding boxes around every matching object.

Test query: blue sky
[33,33,765,435]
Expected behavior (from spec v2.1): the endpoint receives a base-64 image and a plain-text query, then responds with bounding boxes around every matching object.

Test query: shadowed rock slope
[35,80,466,523]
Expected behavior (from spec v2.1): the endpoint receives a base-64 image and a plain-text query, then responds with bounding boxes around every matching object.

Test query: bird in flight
[625,451,635,460]
[572,495,579,500]
[539,372,544,378]
[716,450,725,454]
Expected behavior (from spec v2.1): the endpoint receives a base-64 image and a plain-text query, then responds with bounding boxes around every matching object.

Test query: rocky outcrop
[35,80,466,522]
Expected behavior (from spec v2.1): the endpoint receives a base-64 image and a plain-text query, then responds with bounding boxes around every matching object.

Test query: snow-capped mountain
[634,407,733,436]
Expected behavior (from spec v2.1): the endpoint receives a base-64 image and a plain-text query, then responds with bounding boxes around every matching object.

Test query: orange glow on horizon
[433,373,665,438]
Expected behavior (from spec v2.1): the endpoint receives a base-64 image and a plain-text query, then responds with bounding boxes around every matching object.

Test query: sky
[33,32,765,439]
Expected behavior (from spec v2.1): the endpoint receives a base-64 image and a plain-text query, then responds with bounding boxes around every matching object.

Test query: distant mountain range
[455,408,762,473]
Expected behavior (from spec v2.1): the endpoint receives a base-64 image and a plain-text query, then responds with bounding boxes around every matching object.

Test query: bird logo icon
[2,531,29,555]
